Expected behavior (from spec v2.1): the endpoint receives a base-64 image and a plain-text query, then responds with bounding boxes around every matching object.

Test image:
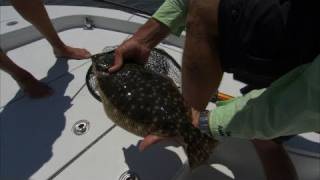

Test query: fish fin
[181,124,218,169]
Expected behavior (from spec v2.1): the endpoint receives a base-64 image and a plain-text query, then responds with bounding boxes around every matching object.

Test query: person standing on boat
[0,0,91,98]
[110,0,319,179]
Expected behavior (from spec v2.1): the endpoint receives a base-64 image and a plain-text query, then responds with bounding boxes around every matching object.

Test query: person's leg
[0,51,53,98]
[182,0,223,111]
[252,139,298,180]
[10,0,90,59]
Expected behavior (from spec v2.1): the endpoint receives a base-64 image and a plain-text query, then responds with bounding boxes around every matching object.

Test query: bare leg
[0,51,53,98]
[182,0,223,111]
[10,0,90,59]
[253,139,298,180]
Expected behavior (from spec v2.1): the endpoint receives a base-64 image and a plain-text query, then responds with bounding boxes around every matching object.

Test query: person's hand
[108,18,170,73]
[139,108,201,151]
[109,38,151,73]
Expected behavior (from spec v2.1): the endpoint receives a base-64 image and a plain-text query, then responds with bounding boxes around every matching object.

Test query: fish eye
[95,63,109,72]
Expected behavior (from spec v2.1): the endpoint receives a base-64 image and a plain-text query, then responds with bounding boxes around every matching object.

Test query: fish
[91,51,218,169]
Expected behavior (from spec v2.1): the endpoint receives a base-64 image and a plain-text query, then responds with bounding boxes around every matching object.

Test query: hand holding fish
[139,108,201,151]
[92,50,217,169]
[109,18,170,73]
[109,37,151,73]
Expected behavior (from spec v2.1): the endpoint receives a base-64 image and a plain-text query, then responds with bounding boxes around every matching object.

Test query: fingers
[82,48,91,59]
[108,48,123,73]
[108,38,150,73]
[191,108,200,127]
[139,135,165,151]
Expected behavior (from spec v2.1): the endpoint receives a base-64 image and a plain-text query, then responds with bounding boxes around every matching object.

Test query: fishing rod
[94,0,153,17]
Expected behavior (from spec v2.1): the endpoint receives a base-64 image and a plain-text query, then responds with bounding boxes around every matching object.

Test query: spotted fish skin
[91,52,218,169]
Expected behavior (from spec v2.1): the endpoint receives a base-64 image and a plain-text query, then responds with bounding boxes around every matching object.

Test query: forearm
[133,18,170,49]
[181,0,222,111]
[209,89,319,139]
[182,36,222,111]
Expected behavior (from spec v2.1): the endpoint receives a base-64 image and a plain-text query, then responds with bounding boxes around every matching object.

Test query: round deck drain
[6,21,18,26]
[72,120,90,135]
[119,170,140,180]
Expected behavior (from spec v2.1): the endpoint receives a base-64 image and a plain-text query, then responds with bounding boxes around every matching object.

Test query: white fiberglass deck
[0,5,319,180]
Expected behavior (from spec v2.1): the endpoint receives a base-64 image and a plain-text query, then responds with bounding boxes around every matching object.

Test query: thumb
[139,135,164,151]
[108,48,123,73]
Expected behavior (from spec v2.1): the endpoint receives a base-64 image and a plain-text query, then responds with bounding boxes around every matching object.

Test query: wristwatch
[198,110,211,135]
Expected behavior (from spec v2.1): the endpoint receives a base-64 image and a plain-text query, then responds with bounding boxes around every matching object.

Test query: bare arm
[133,18,171,50]
[109,18,170,72]
[182,0,222,111]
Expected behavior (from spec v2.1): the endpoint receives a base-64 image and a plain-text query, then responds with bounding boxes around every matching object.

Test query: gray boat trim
[0,15,185,52]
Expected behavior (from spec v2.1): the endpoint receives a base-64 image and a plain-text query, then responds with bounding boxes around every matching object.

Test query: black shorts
[218,0,320,87]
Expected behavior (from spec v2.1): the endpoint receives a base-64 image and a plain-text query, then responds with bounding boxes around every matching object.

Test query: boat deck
[0,5,319,180]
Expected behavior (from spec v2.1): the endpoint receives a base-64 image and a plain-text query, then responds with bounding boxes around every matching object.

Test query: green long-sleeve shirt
[210,55,320,139]
[152,0,188,36]
[153,0,320,139]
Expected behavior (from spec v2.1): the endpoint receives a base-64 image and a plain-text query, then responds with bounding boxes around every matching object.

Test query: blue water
[0,0,165,15]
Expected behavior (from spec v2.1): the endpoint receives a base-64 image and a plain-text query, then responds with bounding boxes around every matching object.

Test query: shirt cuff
[152,0,186,36]
[208,90,265,138]
[208,106,233,137]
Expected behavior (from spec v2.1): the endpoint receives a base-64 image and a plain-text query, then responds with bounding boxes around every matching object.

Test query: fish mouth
[91,52,113,72]
[96,63,110,72]
[92,64,110,77]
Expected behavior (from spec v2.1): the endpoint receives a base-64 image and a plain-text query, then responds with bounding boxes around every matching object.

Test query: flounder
[91,51,218,168]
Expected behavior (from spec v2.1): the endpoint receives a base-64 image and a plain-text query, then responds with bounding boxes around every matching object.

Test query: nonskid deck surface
[0,5,318,180]
[0,26,189,179]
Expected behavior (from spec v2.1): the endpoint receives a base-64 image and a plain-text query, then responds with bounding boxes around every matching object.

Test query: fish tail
[180,123,218,169]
